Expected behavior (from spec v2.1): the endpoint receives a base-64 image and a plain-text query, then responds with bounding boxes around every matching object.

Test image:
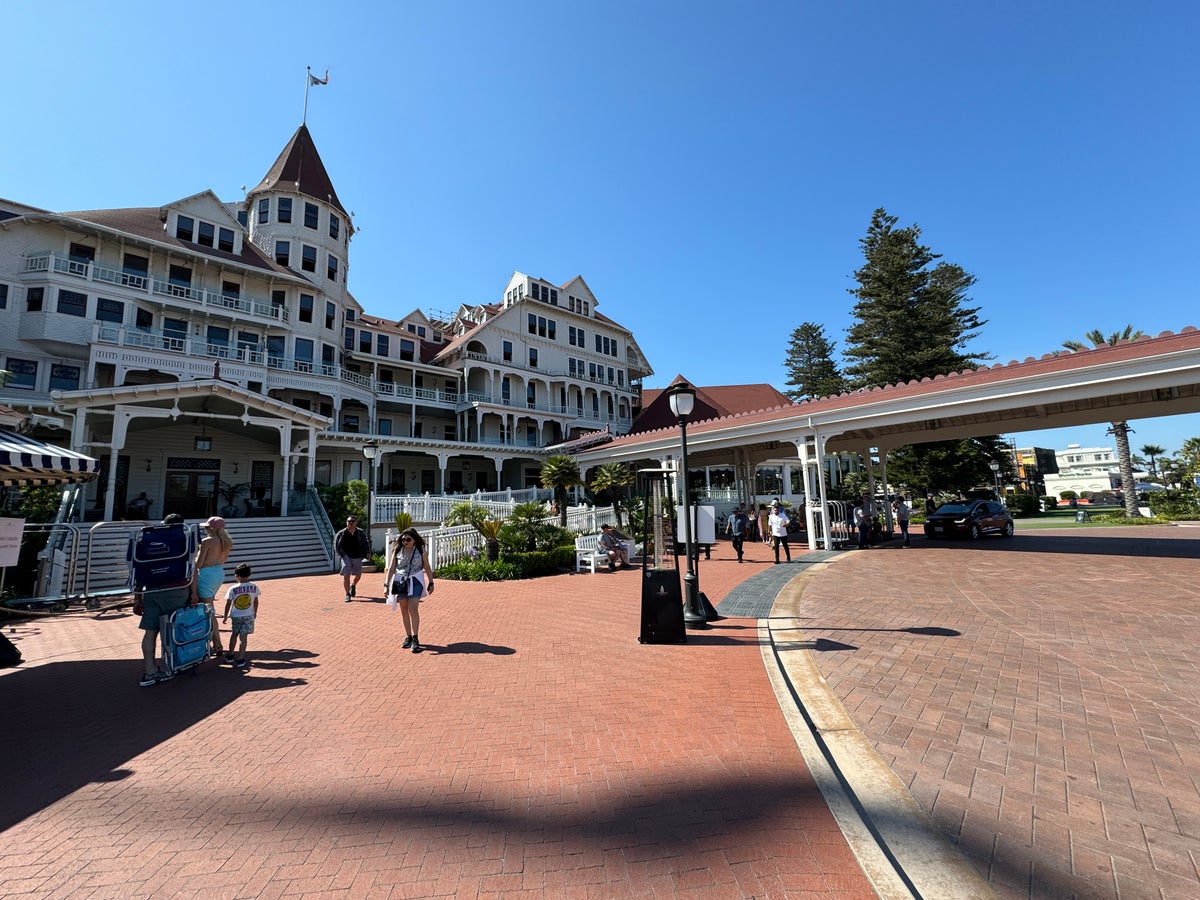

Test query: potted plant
[216,480,251,517]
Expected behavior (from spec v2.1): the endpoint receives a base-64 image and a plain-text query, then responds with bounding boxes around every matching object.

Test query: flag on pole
[309,68,329,86]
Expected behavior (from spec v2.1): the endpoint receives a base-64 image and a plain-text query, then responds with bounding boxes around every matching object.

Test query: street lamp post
[989,459,1002,504]
[363,441,379,554]
[668,382,707,629]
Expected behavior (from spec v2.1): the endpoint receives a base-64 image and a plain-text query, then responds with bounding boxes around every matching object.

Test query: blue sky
[6,1,1199,459]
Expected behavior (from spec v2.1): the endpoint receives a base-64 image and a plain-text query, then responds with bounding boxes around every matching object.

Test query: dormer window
[197,221,215,247]
[218,227,235,253]
[176,215,194,241]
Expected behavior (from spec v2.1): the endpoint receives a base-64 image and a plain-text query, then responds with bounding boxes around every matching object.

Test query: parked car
[923,500,1014,540]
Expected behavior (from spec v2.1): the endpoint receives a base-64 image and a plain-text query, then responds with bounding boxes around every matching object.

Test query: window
[237,210,248,228]
[176,215,194,241]
[294,338,314,373]
[607,367,615,384]
[527,384,536,408]
[327,255,338,282]
[503,340,512,362]
[218,227,235,252]
[344,327,355,351]
[406,323,426,337]
[549,288,558,305]
[207,325,230,355]
[258,198,270,224]
[329,213,340,240]
[529,347,538,368]
[378,418,392,436]
[359,331,372,354]
[595,334,602,353]
[237,330,258,353]
[501,378,511,403]
[135,308,153,330]
[589,362,597,380]
[49,364,80,391]
[547,320,556,340]
[197,221,215,247]
[299,294,314,323]
[301,245,317,272]
[377,335,389,357]
[5,358,37,389]
[305,202,319,229]
[322,344,337,371]
[168,264,191,287]
[271,290,286,315]
[96,297,124,324]
[325,301,336,329]
[69,242,95,263]
[268,335,285,366]
[57,288,87,317]
[278,198,292,223]
[399,339,415,362]
[528,313,537,335]
[27,287,44,311]
[274,240,290,266]
[222,281,240,300]
[0,284,8,309]
[122,253,149,287]
[345,309,356,322]
[568,358,577,376]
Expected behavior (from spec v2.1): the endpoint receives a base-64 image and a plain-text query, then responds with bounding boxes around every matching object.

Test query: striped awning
[0,430,99,487]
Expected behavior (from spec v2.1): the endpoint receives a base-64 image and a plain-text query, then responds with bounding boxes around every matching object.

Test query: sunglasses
[401,536,414,543]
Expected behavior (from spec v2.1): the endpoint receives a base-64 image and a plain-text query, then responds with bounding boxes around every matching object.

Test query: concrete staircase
[54,514,332,600]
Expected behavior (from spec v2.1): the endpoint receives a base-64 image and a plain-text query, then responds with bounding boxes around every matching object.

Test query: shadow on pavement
[922,531,1200,557]
[0,659,306,833]
[431,641,516,655]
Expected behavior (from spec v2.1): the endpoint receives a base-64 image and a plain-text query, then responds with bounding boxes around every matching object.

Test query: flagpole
[303,66,311,125]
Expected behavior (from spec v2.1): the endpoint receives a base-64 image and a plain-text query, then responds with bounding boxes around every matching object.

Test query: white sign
[0,517,26,567]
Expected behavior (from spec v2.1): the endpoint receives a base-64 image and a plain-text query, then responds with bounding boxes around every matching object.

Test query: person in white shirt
[767,502,792,564]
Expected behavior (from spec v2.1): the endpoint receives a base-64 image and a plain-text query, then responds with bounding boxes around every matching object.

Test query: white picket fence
[385,504,618,570]
[373,487,553,527]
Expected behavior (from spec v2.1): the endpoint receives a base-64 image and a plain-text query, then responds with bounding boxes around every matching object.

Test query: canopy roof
[0,430,99,487]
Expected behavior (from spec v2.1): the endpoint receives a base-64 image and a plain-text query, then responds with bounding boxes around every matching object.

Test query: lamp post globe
[667,382,706,629]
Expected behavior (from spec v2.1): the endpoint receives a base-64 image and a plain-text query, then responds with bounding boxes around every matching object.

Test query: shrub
[1041,496,1058,509]
[1005,494,1039,517]
[435,558,521,581]
[1059,490,1077,501]
[504,545,576,578]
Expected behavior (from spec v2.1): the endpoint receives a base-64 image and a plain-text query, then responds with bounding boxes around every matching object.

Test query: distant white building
[1043,444,1146,498]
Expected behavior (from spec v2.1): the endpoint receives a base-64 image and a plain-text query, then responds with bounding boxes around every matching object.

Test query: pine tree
[843,208,987,389]
[783,322,848,401]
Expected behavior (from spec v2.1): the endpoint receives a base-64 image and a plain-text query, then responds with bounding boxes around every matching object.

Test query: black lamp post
[668,382,707,629]
[363,441,379,553]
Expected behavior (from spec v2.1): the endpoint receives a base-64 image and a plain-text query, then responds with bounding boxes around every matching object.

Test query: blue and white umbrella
[0,430,99,487]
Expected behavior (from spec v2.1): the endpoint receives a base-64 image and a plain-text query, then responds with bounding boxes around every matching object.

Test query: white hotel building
[0,125,652,520]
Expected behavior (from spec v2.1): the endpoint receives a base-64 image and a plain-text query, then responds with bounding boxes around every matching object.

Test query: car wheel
[968,524,980,540]
[1003,521,1014,537]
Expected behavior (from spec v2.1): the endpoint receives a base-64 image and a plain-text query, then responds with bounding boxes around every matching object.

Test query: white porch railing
[384,504,617,569]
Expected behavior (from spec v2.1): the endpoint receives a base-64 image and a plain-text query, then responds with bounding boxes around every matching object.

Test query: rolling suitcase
[129,522,196,590]
[159,589,212,677]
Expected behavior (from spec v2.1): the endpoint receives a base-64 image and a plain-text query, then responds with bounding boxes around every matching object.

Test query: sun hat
[204,516,227,530]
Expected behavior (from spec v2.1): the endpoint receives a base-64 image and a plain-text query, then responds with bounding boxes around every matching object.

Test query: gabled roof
[248,124,347,217]
[630,377,790,435]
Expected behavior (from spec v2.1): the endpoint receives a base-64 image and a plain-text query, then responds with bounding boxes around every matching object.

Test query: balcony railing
[23,251,289,323]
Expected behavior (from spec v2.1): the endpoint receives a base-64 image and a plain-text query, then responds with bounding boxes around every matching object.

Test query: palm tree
[540,454,582,528]
[589,462,634,529]
[444,501,503,560]
[1139,444,1165,480]
[1063,327,1143,517]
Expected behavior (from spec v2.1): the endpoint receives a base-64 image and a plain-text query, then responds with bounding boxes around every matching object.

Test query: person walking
[383,528,435,653]
[853,501,871,550]
[335,515,371,602]
[758,503,771,544]
[768,501,792,564]
[894,496,912,548]
[221,563,261,669]
[191,516,233,655]
[726,503,749,563]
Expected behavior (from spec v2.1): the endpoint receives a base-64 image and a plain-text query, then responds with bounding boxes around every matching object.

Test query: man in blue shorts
[137,583,191,686]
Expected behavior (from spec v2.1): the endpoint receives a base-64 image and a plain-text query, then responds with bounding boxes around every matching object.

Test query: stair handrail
[305,486,336,566]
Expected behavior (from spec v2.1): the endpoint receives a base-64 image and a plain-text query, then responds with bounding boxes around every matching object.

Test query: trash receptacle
[1075,510,1090,523]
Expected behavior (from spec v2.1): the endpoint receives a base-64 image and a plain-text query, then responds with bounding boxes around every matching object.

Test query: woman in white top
[383,528,435,653]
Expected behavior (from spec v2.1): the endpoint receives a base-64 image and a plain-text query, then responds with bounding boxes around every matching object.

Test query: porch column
[102,409,135,520]
[435,453,450,494]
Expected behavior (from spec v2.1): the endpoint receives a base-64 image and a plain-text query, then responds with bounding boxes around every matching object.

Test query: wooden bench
[575,534,635,573]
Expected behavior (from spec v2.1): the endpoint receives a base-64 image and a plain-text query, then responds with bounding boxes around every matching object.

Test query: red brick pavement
[0,537,875,899]
[797,526,1200,900]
